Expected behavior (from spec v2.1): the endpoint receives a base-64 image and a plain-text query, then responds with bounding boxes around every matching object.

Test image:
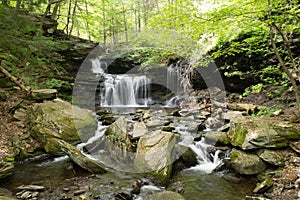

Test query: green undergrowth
[0,5,71,94]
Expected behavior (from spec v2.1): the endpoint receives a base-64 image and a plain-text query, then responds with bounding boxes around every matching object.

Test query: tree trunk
[0,65,31,95]
[69,0,77,36]
[66,0,72,35]
[16,0,22,12]
[84,0,91,40]
[51,1,61,20]
[270,28,300,118]
[102,0,106,47]
[122,2,128,44]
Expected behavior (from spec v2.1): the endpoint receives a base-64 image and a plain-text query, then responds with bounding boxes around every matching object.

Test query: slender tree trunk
[137,1,141,32]
[270,28,300,117]
[84,0,91,40]
[122,2,128,44]
[268,0,300,118]
[44,0,53,17]
[66,0,72,35]
[52,1,60,20]
[16,0,21,12]
[102,0,106,47]
[69,0,77,36]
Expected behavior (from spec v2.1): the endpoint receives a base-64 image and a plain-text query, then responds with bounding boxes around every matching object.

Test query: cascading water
[91,58,152,107]
[188,138,222,173]
[167,63,182,94]
[100,74,151,107]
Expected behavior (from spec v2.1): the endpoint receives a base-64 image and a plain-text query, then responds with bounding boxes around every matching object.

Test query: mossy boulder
[105,116,133,162]
[228,149,267,175]
[28,98,97,154]
[227,118,300,150]
[134,131,176,186]
[48,138,106,173]
[256,149,284,166]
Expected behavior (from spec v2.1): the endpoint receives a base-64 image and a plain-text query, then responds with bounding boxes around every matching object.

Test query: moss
[230,123,248,147]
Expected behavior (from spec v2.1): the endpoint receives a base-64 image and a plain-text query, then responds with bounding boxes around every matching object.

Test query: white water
[167,63,182,94]
[91,58,152,107]
[100,74,151,107]
[187,138,222,173]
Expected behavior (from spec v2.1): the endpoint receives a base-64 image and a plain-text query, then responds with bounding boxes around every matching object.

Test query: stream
[0,57,256,199]
[1,153,255,199]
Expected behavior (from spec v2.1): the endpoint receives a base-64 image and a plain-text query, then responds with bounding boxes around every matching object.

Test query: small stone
[114,191,132,200]
[74,190,85,196]
[16,185,45,191]
[20,191,32,199]
[31,191,39,198]
[63,188,70,192]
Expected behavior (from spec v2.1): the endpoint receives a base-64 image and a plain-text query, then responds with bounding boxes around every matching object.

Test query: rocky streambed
[0,92,300,200]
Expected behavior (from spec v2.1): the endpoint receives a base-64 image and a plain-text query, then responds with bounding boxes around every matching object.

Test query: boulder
[28,98,97,154]
[130,122,148,139]
[228,149,267,175]
[105,116,133,162]
[256,149,284,166]
[148,191,185,200]
[227,118,300,150]
[134,131,176,185]
[49,138,106,173]
[31,89,57,101]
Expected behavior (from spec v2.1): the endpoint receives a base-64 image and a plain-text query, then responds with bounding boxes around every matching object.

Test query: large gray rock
[130,122,148,139]
[148,191,185,200]
[134,131,176,185]
[227,118,300,150]
[28,98,97,154]
[50,138,106,173]
[105,116,133,162]
[256,149,284,166]
[228,150,267,175]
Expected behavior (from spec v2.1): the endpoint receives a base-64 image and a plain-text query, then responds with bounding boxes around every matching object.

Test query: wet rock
[256,149,284,166]
[98,114,115,125]
[204,131,230,145]
[50,138,106,173]
[131,180,143,195]
[148,191,185,200]
[20,191,32,199]
[114,191,132,200]
[134,131,176,186]
[227,149,267,175]
[129,122,148,139]
[105,116,133,161]
[180,146,198,167]
[31,89,57,101]
[227,118,300,150]
[27,98,97,154]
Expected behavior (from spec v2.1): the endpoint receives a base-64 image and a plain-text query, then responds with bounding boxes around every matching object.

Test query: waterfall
[187,138,222,173]
[91,58,152,107]
[101,74,151,107]
[167,63,182,94]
